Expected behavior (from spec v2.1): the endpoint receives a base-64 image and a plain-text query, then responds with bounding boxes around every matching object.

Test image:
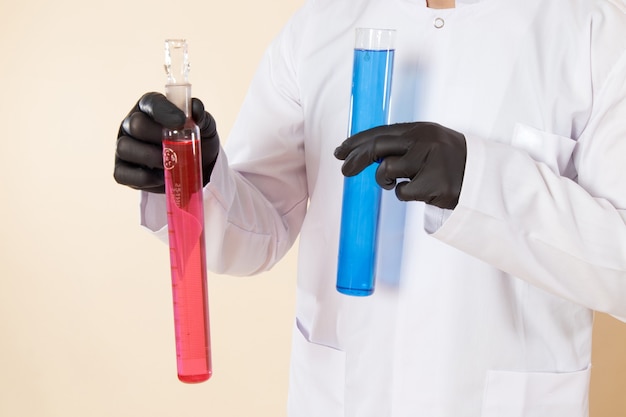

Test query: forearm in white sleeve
[426,8,626,320]
[429,51,626,322]
[141,8,309,276]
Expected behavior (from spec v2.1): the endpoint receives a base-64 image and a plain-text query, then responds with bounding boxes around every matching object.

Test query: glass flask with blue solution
[336,28,396,296]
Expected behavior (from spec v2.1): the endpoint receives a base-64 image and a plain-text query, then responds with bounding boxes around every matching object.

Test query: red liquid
[163,122,212,383]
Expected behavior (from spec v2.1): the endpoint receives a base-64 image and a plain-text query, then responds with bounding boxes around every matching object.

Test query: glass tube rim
[354,27,396,50]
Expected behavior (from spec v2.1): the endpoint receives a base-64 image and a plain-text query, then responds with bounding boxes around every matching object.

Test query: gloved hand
[334,122,467,209]
[114,92,220,193]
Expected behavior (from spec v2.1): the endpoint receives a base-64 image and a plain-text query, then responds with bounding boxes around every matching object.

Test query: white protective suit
[141,0,626,415]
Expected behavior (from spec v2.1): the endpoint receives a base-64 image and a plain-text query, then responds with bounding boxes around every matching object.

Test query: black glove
[114,92,220,193]
[334,122,467,209]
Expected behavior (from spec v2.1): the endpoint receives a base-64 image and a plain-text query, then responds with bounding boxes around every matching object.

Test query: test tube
[162,39,212,383]
[336,28,396,296]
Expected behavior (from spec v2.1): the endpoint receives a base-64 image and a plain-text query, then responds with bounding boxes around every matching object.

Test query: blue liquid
[337,48,395,296]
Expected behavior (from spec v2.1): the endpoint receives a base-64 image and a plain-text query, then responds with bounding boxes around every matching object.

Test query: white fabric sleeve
[425,6,626,321]
[140,6,309,276]
[429,47,626,321]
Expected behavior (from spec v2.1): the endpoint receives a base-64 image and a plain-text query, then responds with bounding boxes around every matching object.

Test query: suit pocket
[481,365,591,417]
[288,319,346,417]
[511,123,577,178]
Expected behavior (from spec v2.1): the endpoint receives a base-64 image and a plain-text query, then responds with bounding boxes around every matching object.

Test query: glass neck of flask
[165,83,192,118]
[164,39,192,118]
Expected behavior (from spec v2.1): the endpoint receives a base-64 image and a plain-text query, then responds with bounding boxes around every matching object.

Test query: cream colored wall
[0,0,624,416]
[0,0,301,416]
